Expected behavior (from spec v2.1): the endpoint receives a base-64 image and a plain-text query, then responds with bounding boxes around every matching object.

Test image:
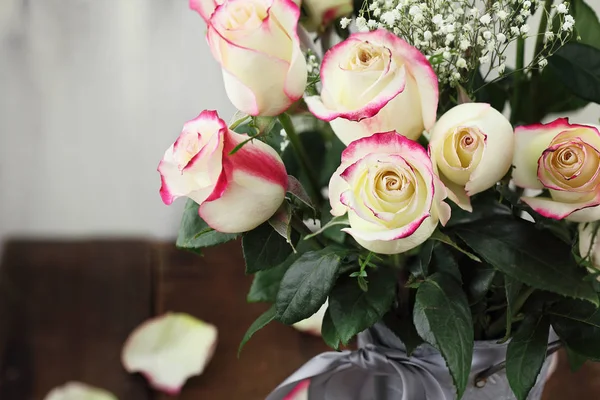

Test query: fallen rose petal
[43,382,117,400]
[122,313,218,395]
[293,301,327,336]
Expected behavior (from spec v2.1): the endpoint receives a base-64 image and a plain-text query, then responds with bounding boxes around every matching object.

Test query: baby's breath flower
[498,63,506,74]
[340,17,351,29]
[483,31,492,40]
[497,10,508,20]
[480,14,492,25]
[497,33,507,43]
[456,58,467,68]
[520,25,530,35]
[556,3,568,14]
[544,31,554,41]
[538,57,548,68]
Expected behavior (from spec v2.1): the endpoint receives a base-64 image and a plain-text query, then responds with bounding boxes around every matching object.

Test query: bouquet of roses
[158,0,600,398]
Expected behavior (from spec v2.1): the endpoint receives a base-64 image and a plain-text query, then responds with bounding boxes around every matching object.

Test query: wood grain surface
[0,239,599,399]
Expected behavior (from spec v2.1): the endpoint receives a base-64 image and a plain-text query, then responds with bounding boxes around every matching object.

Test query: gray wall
[0,0,598,242]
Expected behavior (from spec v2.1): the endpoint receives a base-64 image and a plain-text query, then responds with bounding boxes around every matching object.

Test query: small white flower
[381,11,397,25]
[520,24,530,34]
[470,8,480,18]
[497,33,507,43]
[539,57,548,68]
[445,33,456,43]
[498,63,506,74]
[356,16,368,31]
[340,17,351,29]
[524,0,531,7]
[483,31,492,40]
[367,19,378,29]
[409,5,421,15]
[520,9,531,17]
[556,3,568,13]
[480,14,492,25]
[497,10,508,20]
[459,39,471,50]
[432,14,444,25]
[452,72,462,81]
[456,58,467,68]
[413,14,424,24]
[445,23,456,33]
[479,55,490,64]
[443,51,452,60]
[563,21,573,31]
[565,15,575,24]
[423,31,433,41]
[511,26,521,36]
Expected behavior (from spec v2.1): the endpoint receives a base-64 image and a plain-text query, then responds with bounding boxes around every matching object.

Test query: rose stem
[279,113,323,207]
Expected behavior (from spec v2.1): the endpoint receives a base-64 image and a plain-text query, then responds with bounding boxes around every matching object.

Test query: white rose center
[342,42,388,72]
[174,131,202,171]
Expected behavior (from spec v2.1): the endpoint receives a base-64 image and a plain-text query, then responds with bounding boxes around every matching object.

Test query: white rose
[429,103,514,211]
[305,29,439,145]
[206,0,307,116]
[329,132,450,254]
[158,110,288,233]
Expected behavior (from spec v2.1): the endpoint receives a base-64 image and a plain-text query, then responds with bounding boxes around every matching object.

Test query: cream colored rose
[513,119,600,221]
[329,132,450,255]
[305,30,438,145]
[206,0,307,116]
[429,103,514,211]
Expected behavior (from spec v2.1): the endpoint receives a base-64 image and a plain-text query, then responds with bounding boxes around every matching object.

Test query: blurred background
[0,0,598,250]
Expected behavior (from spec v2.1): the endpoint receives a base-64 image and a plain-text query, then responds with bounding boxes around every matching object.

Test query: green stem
[279,113,322,205]
[533,0,554,65]
[510,37,526,125]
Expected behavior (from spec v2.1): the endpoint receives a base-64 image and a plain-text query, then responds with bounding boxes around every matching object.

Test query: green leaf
[247,253,299,303]
[329,266,397,344]
[413,273,473,398]
[547,42,600,104]
[275,247,342,324]
[505,275,523,337]
[383,311,424,356]
[430,230,481,262]
[321,308,341,350]
[243,223,294,274]
[573,0,600,50]
[287,175,314,210]
[431,245,462,283]
[409,240,435,278]
[238,305,276,356]
[549,299,600,360]
[506,315,550,400]
[465,263,496,304]
[446,191,511,227]
[282,130,326,192]
[176,199,238,252]
[454,218,598,305]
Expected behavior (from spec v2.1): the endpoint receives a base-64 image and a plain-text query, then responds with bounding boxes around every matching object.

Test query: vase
[267,322,557,400]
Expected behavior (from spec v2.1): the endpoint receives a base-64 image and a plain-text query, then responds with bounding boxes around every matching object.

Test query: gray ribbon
[266,323,556,400]
[266,324,454,400]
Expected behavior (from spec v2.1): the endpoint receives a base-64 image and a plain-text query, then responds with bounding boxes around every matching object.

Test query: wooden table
[0,240,598,399]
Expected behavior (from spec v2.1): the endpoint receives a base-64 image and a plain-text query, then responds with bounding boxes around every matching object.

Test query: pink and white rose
[191,0,301,21]
[206,0,307,116]
[329,132,450,255]
[429,103,514,211]
[159,110,288,233]
[305,30,438,145]
[513,118,600,222]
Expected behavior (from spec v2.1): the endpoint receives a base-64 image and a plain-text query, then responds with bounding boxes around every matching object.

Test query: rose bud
[206,0,307,116]
[158,110,288,233]
[429,103,514,211]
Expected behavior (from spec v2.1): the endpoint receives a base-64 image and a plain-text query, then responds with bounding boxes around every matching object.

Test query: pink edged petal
[122,313,218,395]
[440,173,472,212]
[346,213,438,254]
[190,0,219,21]
[433,175,452,224]
[329,165,351,217]
[200,169,287,233]
[43,382,117,400]
[513,118,573,189]
[341,131,430,167]
[207,25,293,116]
[284,380,310,400]
[521,195,600,221]
[345,210,430,242]
[351,29,439,129]
[292,301,327,336]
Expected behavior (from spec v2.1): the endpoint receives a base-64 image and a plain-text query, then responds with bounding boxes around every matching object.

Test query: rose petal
[43,382,117,400]
[521,194,600,222]
[284,380,310,400]
[513,118,573,189]
[293,301,327,336]
[122,313,218,395]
